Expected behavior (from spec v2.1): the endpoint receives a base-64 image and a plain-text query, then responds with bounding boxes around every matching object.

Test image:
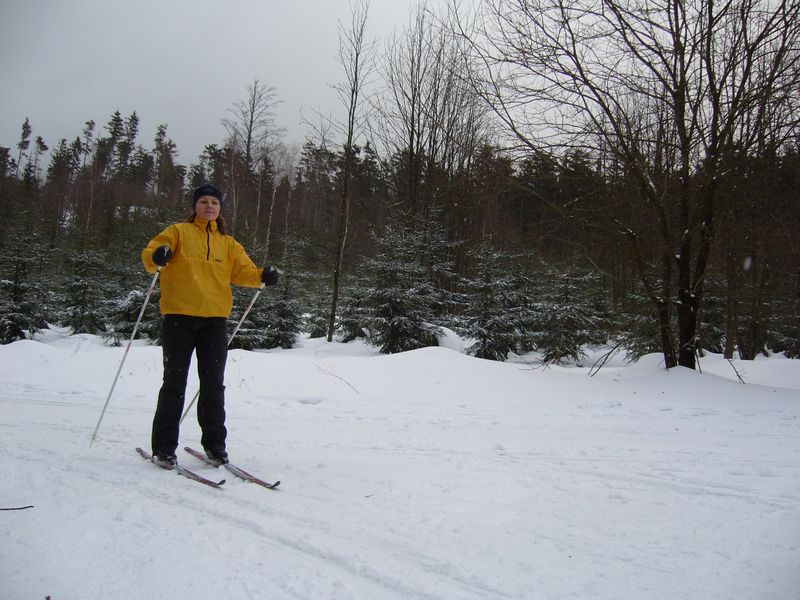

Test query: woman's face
[195,196,221,221]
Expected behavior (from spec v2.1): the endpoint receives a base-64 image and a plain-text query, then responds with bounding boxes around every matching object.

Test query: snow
[2,329,799,600]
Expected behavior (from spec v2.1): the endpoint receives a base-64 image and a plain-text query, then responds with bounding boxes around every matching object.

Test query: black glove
[261,265,279,286]
[152,245,172,267]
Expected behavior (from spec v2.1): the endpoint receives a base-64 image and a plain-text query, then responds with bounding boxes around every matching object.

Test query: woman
[141,183,279,467]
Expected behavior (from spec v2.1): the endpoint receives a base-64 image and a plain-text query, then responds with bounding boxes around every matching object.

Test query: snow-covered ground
[1,329,798,599]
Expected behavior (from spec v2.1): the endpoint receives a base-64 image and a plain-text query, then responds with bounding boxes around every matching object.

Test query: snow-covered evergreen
[304,277,334,339]
[229,237,306,351]
[102,285,162,346]
[412,203,463,324]
[461,245,520,361]
[351,226,440,353]
[528,264,611,364]
[0,226,51,343]
[62,250,112,335]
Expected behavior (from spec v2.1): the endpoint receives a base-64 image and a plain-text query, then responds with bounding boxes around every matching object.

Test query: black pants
[151,315,228,456]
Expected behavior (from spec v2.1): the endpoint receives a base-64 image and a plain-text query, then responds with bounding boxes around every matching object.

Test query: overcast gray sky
[0,0,427,165]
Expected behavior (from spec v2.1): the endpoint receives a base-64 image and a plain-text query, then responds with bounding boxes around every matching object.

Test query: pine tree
[15,118,32,179]
[338,274,369,342]
[62,250,111,334]
[413,202,463,325]
[229,286,304,351]
[228,287,272,351]
[228,228,307,350]
[43,138,80,246]
[614,286,667,361]
[0,225,50,343]
[354,226,440,353]
[102,264,162,346]
[305,275,334,339]
[695,275,727,355]
[262,283,305,349]
[461,245,519,361]
[528,265,610,364]
[229,257,305,351]
[768,300,800,358]
[267,232,310,348]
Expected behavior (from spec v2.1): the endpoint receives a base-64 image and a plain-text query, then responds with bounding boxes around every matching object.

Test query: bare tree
[222,79,283,171]
[274,144,301,256]
[327,0,375,342]
[453,0,800,368]
[378,2,489,213]
[222,80,284,236]
[252,147,274,250]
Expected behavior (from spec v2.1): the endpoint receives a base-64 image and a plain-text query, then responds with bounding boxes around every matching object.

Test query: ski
[183,446,280,490]
[136,447,225,489]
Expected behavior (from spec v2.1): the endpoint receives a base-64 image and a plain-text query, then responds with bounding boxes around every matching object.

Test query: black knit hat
[193,183,225,206]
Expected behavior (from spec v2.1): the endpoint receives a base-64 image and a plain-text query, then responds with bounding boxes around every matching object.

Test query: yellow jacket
[141,218,263,318]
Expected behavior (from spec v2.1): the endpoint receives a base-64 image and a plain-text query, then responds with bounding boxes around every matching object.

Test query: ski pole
[90,269,160,446]
[179,283,265,425]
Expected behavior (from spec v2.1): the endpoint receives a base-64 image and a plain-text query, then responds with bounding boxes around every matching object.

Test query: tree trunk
[252,172,264,248]
[264,188,277,258]
[326,0,370,342]
[328,165,351,342]
[724,246,739,360]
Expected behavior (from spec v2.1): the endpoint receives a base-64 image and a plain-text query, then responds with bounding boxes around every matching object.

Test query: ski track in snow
[1,336,799,599]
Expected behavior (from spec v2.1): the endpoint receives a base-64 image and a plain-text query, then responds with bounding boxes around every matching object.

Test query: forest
[1,0,798,367]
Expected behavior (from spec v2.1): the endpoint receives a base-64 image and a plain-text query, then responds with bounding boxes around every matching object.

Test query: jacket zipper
[206,223,211,260]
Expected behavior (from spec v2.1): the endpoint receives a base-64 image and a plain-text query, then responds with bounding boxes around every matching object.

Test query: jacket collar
[192,217,218,232]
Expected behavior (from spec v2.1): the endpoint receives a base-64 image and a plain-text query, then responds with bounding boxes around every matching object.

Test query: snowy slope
[1,331,798,599]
